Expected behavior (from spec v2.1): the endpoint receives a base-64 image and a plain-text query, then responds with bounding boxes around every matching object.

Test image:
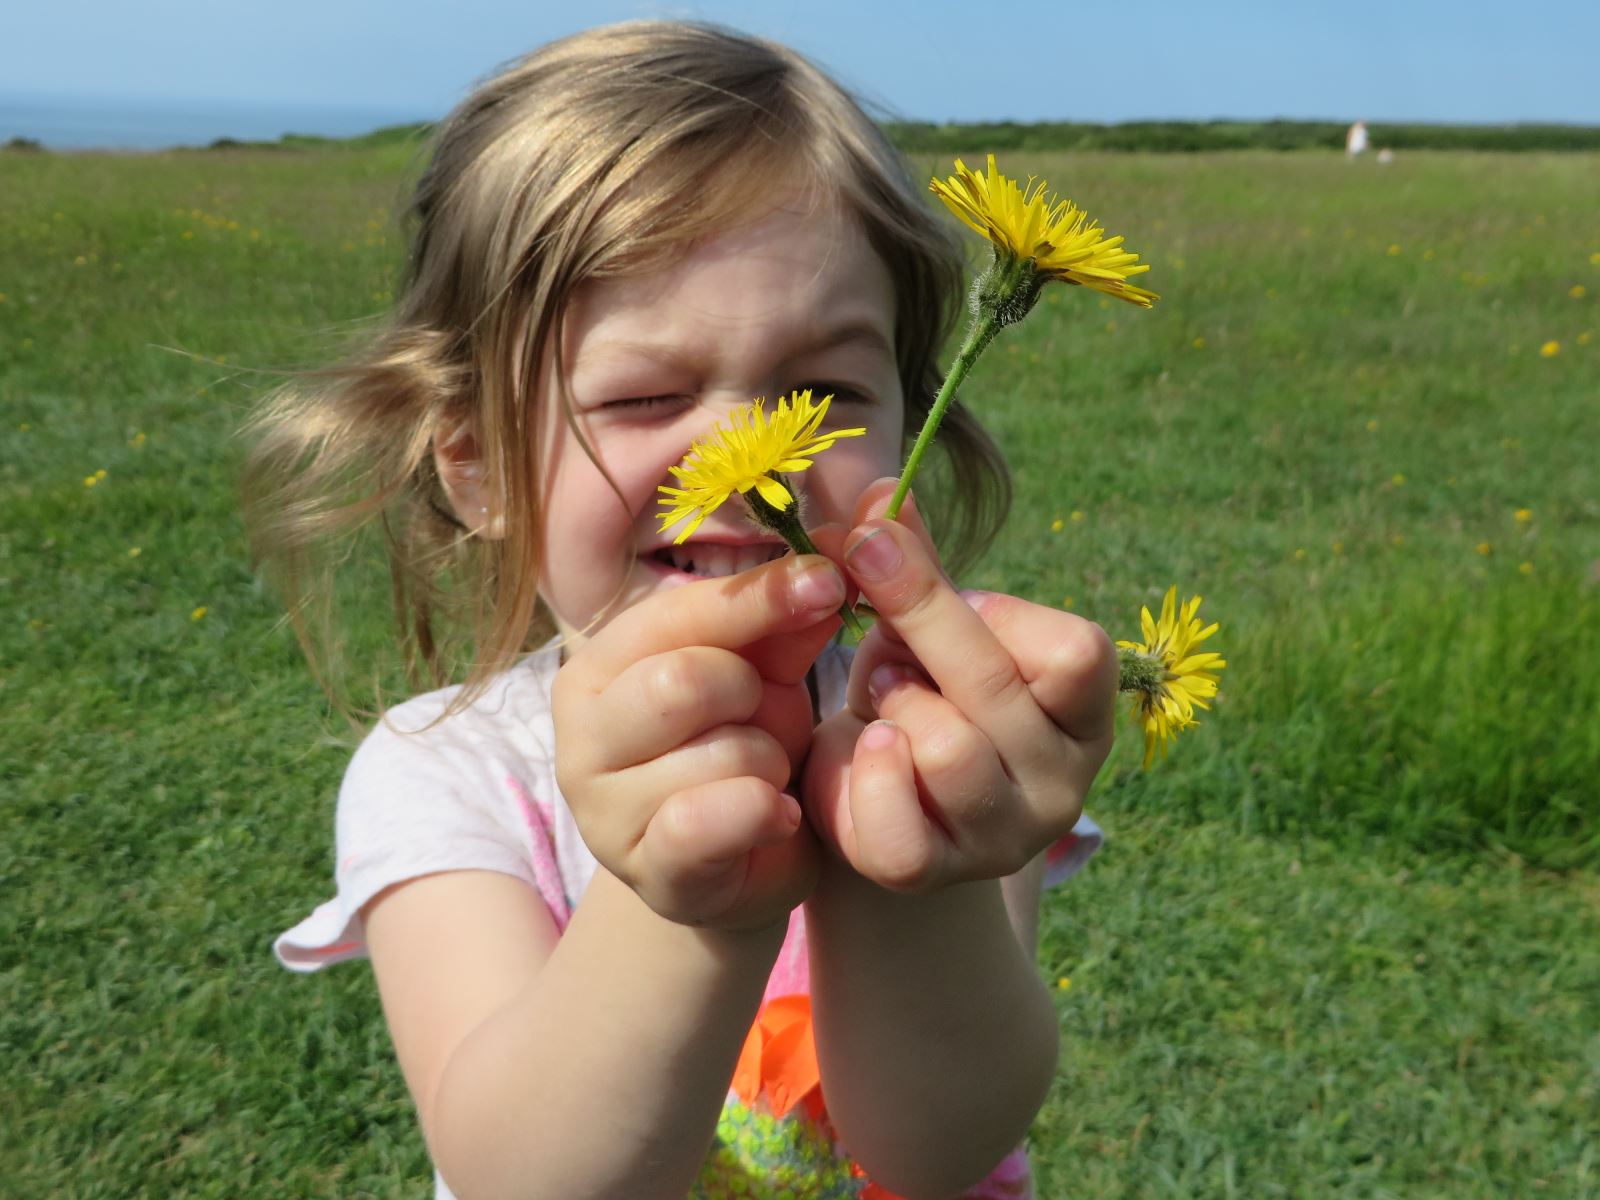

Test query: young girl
[252,20,1117,1200]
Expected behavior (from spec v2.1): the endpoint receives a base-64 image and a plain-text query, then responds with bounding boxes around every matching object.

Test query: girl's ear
[433,420,505,540]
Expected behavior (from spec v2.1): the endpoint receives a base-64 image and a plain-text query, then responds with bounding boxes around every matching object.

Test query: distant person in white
[1346,119,1369,157]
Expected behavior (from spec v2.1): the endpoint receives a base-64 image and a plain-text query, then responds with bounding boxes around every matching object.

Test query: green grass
[3,147,1598,1197]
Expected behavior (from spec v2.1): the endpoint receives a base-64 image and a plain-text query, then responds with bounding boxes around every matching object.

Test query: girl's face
[534,202,905,649]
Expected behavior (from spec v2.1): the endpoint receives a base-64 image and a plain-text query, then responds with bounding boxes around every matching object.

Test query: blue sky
[4,0,1597,125]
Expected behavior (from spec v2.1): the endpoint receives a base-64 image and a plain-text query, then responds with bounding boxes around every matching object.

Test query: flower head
[1116,587,1226,768]
[930,154,1158,308]
[656,390,865,544]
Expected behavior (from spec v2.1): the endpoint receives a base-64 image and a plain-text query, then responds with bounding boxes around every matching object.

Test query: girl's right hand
[551,555,847,931]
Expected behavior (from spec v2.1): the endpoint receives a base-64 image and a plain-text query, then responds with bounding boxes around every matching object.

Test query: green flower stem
[1117,646,1166,695]
[746,481,868,641]
[886,307,1001,522]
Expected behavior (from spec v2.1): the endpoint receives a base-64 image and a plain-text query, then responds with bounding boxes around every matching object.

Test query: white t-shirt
[275,640,1104,1198]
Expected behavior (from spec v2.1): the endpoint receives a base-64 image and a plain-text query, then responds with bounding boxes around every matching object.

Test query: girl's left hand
[804,480,1119,891]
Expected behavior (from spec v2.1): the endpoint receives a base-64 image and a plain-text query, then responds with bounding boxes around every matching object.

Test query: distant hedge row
[882,119,1600,153]
[165,118,1600,157]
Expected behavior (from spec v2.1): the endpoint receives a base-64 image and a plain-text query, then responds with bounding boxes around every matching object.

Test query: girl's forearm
[430,869,784,1200]
[805,861,1059,1199]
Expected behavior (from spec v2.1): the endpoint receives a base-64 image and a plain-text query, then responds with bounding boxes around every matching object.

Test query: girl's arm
[804,857,1059,1200]
[364,866,783,1200]
[363,558,850,1199]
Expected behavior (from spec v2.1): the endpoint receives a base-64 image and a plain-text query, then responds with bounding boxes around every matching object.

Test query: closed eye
[604,394,687,411]
[795,383,872,407]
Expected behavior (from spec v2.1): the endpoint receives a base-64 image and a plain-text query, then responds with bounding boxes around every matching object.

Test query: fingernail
[845,527,902,581]
[861,719,899,750]
[959,588,993,613]
[867,663,910,704]
[790,560,845,611]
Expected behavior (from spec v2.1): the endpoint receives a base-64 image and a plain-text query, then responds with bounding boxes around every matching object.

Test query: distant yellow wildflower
[1572,285,1588,300]
[1514,508,1533,523]
[1476,542,1492,556]
[1540,340,1561,357]
[1518,562,1534,575]
[190,606,208,621]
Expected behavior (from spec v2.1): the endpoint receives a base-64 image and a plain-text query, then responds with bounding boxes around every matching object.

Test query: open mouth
[648,542,789,580]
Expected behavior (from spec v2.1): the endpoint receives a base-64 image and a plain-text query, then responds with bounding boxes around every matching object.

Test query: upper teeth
[663,543,786,578]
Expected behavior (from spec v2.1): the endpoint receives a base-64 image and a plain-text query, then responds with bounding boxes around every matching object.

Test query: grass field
[3,141,1598,1197]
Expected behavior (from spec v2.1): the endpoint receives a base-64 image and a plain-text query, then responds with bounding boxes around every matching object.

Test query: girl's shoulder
[355,643,564,769]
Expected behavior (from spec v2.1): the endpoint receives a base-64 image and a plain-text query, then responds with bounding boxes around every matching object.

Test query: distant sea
[0,92,429,151]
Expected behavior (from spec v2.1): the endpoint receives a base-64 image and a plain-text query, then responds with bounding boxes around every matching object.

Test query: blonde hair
[242,19,1010,718]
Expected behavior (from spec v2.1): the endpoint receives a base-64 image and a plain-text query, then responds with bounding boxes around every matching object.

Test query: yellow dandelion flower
[1116,587,1226,768]
[1386,244,1402,257]
[1579,332,1593,346]
[1293,547,1307,561]
[1518,561,1534,575]
[656,390,865,544]
[1191,336,1206,349]
[128,547,141,558]
[1514,508,1533,523]
[1391,473,1406,486]
[1051,517,1065,532]
[129,431,146,447]
[1070,510,1086,522]
[1540,340,1560,357]
[1591,251,1600,266]
[83,475,98,487]
[1366,419,1379,432]
[190,606,208,621]
[1476,542,1492,556]
[1572,285,1588,300]
[929,154,1158,308]
[1056,977,1073,991]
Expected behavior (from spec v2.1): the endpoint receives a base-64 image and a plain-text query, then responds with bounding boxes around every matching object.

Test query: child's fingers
[847,718,954,892]
[640,723,794,800]
[960,591,1120,745]
[639,777,808,924]
[576,553,847,686]
[852,477,939,561]
[737,604,845,691]
[841,518,1062,787]
[585,646,764,772]
[862,663,1021,864]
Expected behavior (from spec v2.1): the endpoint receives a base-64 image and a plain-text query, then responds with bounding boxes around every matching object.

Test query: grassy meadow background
[3,138,1598,1196]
